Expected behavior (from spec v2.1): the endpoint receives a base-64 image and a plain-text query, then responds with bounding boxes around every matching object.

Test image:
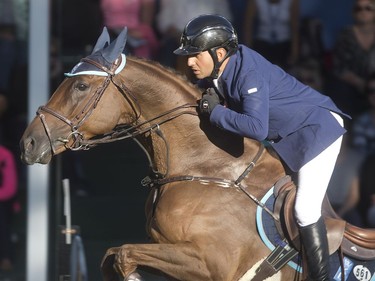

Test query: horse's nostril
[23,136,35,152]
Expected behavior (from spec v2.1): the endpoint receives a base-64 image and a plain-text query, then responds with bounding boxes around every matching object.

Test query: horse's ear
[102,27,128,63]
[92,27,111,54]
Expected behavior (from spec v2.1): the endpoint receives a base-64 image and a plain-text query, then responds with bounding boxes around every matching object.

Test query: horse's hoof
[125,272,144,281]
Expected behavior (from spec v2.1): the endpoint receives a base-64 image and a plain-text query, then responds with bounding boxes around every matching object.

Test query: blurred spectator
[0,0,16,140]
[100,0,159,59]
[357,154,375,227]
[298,18,324,64]
[0,0,28,152]
[228,0,248,44]
[301,0,354,54]
[243,0,300,70]
[289,58,323,91]
[155,0,232,78]
[0,6,16,93]
[0,144,18,272]
[351,71,375,155]
[349,72,375,227]
[0,0,28,96]
[331,0,375,119]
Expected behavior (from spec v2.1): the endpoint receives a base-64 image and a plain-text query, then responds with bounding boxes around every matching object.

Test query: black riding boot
[299,217,330,281]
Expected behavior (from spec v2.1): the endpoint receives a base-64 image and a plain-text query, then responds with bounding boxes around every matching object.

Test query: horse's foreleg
[101,242,213,281]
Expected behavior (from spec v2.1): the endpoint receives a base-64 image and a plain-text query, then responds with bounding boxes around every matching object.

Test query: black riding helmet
[174,14,238,79]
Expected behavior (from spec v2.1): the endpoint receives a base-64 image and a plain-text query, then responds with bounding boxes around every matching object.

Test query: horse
[20,27,361,281]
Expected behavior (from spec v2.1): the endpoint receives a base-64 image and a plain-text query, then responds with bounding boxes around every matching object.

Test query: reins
[80,102,198,148]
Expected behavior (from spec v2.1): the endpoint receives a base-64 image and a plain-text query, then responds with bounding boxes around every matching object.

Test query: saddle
[273,175,375,261]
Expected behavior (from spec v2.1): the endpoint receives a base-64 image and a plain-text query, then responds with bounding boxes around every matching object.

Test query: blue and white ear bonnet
[65,27,128,77]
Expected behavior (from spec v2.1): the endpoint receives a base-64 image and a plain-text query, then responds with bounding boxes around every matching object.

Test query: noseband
[36,56,198,155]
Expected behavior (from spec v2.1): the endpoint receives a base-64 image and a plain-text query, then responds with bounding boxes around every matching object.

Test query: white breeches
[295,112,344,227]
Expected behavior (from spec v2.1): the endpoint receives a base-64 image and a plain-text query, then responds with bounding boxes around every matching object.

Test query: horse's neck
[120,59,201,174]
[123,59,284,184]
[139,114,267,182]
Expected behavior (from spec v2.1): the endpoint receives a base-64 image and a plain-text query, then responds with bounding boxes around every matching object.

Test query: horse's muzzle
[19,135,53,165]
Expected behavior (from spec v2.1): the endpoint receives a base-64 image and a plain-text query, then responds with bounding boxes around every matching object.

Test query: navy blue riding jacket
[208,45,349,172]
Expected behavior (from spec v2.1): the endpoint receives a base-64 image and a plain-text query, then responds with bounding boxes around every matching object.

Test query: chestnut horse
[20,28,300,280]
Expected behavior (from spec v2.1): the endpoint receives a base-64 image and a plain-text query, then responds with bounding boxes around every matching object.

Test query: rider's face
[187,51,214,79]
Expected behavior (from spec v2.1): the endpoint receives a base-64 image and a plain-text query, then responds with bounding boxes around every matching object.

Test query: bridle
[37,56,198,154]
[37,71,113,154]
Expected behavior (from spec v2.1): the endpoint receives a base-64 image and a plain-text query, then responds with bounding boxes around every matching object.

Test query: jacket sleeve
[209,70,270,140]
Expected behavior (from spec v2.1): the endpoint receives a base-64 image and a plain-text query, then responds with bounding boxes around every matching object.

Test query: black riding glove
[199,88,220,115]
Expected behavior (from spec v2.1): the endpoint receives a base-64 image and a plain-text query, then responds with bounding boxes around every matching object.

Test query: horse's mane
[128,56,190,82]
[127,56,202,99]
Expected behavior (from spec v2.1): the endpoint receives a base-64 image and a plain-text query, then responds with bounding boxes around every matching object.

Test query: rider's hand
[199,88,220,115]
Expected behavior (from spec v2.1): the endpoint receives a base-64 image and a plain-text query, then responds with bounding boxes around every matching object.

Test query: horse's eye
[75,83,88,91]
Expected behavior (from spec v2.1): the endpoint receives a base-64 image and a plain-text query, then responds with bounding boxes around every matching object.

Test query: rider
[174,14,349,281]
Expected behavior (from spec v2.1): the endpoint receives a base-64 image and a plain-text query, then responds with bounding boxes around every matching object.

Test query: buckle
[141,176,153,187]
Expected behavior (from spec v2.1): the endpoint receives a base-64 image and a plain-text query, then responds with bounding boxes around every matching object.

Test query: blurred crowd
[2,0,375,273]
